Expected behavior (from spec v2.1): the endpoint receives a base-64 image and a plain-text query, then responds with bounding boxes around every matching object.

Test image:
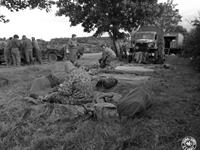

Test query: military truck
[164,33,184,55]
[130,26,164,63]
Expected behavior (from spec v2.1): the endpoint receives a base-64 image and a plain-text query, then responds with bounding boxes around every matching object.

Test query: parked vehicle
[164,33,184,54]
[42,45,84,62]
[130,26,164,63]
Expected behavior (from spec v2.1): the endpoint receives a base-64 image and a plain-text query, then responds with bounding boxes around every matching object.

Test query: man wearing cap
[68,34,78,64]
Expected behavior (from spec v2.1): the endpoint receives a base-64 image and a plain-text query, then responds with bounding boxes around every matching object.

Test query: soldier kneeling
[99,44,116,68]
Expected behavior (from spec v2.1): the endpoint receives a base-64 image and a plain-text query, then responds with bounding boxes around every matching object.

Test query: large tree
[0,0,182,55]
[55,0,161,55]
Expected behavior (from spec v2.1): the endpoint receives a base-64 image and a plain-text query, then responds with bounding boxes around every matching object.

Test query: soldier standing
[4,37,12,66]
[32,37,42,64]
[10,35,21,66]
[68,34,78,64]
[22,35,33,65]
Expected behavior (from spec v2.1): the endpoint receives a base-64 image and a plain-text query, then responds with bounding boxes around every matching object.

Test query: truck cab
[133,31,158,53]
[130,26,164,63]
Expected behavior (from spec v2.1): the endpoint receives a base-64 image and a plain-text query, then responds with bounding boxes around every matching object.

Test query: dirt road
[0,55,199,150]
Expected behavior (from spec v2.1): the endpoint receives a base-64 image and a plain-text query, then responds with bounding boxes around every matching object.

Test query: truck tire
[48,53,57,62]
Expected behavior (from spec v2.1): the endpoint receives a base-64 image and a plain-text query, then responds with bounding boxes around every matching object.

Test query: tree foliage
[184,15,200,71]
[56,0,160,40]
[1,0,54,11]
[0,14,9,23]
[0,0,55,23]
[150,0,182,33]
[1,0,182,37]
[55,0,165,55]
[168,25,187,35]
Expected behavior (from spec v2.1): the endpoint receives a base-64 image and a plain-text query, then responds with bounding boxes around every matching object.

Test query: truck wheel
[48,53,57,62]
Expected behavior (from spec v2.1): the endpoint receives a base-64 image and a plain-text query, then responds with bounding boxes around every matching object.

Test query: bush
[184,17,200,71]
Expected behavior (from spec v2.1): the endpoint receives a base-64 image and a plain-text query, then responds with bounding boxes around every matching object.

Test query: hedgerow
[183,16,200,71]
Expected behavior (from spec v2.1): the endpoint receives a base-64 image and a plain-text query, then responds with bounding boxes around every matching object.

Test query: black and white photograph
[0,0,199,149]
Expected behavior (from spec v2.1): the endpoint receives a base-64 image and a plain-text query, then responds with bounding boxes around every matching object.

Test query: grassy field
[0,55,199,150]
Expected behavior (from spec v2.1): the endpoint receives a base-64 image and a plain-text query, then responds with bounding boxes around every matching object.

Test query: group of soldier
[0,33,118,68]
[1,34,42,66]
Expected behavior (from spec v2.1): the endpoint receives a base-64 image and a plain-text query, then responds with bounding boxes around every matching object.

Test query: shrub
[183,17,200,71]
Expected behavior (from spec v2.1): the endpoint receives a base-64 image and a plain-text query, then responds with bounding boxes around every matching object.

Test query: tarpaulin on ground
[117,86,152,118]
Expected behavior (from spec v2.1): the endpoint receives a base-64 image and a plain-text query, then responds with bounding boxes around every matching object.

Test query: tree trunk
[109,32,120,57]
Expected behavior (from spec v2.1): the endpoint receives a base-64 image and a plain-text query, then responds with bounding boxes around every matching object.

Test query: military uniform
[4,40,12,66]
[22,38,33,64]
[10,38,21,66]
[68,39,78,64]
[32,39,42,64]
[99,47,116,68]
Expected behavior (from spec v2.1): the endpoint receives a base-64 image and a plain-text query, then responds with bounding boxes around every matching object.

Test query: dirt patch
[99,73,150,83]
[115,65,154,73]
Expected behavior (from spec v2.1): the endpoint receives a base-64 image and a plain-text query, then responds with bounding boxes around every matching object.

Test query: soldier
[0,38,6,50]
[32,37,42,64]
[62,44,69,60]
[22,35,33,65]
[99,44,116,68]
[4,37,12,66]
[10,35,21,66]
[0,38,7,64]
[121,39,129,59]
[68,34,78,64]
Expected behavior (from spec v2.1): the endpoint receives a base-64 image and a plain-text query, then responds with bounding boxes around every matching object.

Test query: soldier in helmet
[68,34,78,64]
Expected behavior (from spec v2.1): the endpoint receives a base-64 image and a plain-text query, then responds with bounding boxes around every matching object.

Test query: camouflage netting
[44,67,94,105]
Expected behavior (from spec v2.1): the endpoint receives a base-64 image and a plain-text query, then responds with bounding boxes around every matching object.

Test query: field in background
[38,36,113,53]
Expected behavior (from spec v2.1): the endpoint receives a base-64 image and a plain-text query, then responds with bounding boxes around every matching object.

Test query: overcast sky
[0,0,199,41]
